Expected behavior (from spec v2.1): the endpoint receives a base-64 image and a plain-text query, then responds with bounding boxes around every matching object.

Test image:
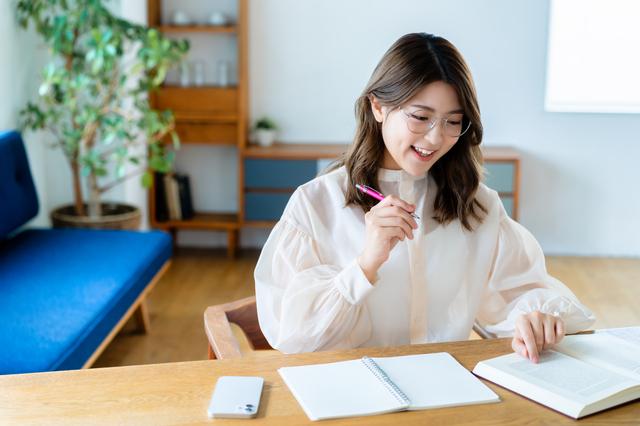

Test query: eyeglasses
[398,106,472,138]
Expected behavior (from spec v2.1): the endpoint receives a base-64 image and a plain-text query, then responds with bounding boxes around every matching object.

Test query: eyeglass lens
[406,110,470,137]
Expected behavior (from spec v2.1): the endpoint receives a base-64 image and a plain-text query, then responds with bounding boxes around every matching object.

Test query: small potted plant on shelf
[254,117,279,147]
[17,0,189,229]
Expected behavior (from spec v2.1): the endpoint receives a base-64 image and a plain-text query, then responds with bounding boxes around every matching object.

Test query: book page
[278,359,407,421]
[554,333,640,382]
[373,353,499,410]
[477,351,636,406]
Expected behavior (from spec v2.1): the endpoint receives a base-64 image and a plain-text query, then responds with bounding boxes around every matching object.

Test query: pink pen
[355,184,420,220]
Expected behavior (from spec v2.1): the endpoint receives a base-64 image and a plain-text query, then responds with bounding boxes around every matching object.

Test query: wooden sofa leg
[134,300,151,334]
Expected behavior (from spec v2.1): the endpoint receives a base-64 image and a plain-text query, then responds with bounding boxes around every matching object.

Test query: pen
[355,184,420,220]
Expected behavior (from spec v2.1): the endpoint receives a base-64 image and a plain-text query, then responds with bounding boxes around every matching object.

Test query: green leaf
[141,171,153,188]
[171,131,180,150]
[38,82,49,96]
[115,163,126,179]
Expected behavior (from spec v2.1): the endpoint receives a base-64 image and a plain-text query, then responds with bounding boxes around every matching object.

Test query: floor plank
[92,250,640,368]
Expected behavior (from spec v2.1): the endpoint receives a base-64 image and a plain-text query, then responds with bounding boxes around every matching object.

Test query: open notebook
[279,352,499,421]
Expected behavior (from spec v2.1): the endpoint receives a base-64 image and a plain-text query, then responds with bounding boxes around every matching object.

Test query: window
[545,0,640,113]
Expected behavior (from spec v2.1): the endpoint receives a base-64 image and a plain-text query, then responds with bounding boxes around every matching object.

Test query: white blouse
[255,166,595,354]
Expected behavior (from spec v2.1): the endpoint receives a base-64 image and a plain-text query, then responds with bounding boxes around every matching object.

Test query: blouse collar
[378,168,428,182]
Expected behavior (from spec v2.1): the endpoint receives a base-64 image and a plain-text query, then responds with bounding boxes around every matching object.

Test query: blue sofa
[0,130,172,375]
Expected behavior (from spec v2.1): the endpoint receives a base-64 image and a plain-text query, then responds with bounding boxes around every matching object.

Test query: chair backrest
[204,295,272,359]
[0,131,39,240]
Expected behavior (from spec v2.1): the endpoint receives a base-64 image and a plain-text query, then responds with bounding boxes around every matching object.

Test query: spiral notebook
[278,352,499,421]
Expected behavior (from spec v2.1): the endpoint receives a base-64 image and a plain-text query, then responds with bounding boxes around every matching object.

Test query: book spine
[175,174,194,220]
[361,356,412,405]
[154,172,169,222]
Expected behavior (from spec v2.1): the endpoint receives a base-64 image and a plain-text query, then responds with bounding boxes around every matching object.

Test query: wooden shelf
[151,213,240,230]
[157,25,237,34]
[482,146,521,162]
[242,143,349,160]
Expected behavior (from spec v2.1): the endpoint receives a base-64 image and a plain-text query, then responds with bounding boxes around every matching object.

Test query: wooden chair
[203,296,495,360]
[473,320,497,339]
[204,295,272,359]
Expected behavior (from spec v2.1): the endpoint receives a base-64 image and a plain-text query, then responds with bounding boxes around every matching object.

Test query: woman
[255,33,595,363]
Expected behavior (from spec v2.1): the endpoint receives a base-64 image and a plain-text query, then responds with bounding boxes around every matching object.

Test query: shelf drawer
[174,122,237,144]
[244,159,317,188]
[245,193,293,221]
[484,162,515,193]
[157,87,237,114]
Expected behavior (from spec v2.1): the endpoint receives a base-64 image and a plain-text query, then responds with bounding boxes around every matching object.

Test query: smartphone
[207,376,264,419]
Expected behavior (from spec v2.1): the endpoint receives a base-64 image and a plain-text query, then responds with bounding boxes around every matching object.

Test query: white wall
[5,0,639,256]
[0,0,52,228]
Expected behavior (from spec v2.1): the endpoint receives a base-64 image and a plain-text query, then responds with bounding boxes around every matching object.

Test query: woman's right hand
[357,195,419,282]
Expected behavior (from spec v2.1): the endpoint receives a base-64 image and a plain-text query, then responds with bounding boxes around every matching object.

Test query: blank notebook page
[279,359,407,420]
[374,353,499,409]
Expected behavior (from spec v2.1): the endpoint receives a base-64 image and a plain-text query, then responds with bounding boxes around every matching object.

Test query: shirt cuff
[334,258,376,306]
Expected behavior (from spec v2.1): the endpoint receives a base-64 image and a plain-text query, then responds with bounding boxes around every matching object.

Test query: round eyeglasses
[398,106,472,138]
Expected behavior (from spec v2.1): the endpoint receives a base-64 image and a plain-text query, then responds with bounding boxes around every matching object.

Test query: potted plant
[254,117,278,147]
[17,0,189,229]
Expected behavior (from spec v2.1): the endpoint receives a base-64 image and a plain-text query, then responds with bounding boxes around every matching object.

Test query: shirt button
[414,263,421,270]
[415,317,421,323]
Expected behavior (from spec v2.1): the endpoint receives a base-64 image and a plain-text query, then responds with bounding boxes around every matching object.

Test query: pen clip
[362,185,383,197]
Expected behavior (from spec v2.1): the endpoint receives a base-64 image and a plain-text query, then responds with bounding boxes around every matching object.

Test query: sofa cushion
[0,228,172,375]
[0,131,39,240]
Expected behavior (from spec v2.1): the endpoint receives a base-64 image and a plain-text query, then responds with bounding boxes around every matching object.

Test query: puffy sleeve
[477,215,595,338]
[255,219,375,353]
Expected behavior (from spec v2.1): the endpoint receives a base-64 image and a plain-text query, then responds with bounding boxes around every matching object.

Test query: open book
[473,332,640,419]
[278,352,499,421]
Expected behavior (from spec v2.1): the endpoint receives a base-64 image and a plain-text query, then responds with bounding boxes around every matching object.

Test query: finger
[555,316,566,343]
[517,316,539,363]
[528,311,545,355]
[543,316,557,351]
[383,195,418,220]
[512,333,528,358]
[372,215,416,240]
[374,205,419,230]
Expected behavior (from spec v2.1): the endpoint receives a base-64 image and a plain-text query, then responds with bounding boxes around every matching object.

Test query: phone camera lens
[245,404,253,408]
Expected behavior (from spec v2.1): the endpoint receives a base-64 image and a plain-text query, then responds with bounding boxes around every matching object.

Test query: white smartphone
[207,376,264,419]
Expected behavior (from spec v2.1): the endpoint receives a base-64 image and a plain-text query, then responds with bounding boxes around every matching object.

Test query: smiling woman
[254,33,595,365]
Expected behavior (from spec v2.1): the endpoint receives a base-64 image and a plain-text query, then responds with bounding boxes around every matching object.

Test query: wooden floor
[92,249,640,368]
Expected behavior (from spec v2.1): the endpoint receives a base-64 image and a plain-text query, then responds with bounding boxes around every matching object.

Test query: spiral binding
[361,356,412,406]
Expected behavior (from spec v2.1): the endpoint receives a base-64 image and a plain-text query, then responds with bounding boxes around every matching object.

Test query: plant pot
[51,203,141,230]
[256,129,277,147]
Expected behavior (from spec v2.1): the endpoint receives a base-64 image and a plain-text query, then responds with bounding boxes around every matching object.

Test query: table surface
[1,332,639,426]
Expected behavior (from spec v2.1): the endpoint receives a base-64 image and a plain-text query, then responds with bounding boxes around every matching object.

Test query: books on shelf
[155,172,194,222]
[278,352,499,421]
[473,332,640,419]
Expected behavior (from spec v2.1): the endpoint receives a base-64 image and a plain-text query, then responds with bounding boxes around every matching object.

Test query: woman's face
[372,81,464,176]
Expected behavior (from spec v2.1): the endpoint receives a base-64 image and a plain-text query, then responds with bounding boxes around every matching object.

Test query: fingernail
[520,348,527,357]
[532,356,539,364]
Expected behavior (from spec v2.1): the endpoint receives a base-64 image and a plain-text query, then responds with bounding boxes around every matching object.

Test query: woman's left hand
[511,310,565,364]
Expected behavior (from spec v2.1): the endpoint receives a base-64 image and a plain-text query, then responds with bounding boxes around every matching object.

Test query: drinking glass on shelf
[194,60,205,86]
[218,61,229,87]
[179,61,191,87]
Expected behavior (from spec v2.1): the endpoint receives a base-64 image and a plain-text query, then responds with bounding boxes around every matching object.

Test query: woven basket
[51,203,141,230]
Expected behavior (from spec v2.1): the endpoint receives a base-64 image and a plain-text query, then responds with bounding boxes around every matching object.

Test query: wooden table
[2,336,639,425]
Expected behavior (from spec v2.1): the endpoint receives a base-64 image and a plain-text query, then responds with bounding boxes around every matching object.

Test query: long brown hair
[333,33,486,232]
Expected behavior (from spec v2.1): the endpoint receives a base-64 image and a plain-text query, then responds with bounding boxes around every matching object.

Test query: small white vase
[256,129,277,147]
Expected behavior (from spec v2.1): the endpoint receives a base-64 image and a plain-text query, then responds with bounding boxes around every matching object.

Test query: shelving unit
[147,0,248,258]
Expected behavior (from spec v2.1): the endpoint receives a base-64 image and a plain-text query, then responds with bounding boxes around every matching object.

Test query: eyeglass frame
[398,106,472,138]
